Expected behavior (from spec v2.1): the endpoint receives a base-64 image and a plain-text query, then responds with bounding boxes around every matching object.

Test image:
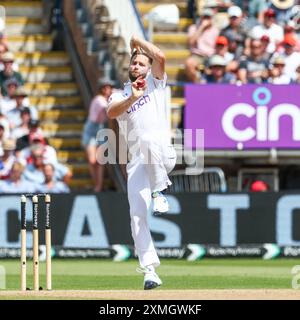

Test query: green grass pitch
[0,258,299,291]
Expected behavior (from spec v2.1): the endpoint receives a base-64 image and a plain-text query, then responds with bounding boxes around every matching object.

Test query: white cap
[208,55,226,67]
[270,55,286,65]
[228,6,242,18]
[202,8,214,17]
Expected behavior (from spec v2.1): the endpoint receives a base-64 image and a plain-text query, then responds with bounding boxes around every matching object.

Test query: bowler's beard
[129,70,146,82]
[129,71,138,82]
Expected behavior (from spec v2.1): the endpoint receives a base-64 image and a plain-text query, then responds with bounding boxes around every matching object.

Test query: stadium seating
[1,0,94,190]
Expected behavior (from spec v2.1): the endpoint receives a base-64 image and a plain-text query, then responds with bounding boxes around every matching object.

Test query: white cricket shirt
[108,72,170,153]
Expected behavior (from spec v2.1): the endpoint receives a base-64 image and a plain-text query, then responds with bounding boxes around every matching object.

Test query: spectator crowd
[186,0,300,84]
[0,32,70,194]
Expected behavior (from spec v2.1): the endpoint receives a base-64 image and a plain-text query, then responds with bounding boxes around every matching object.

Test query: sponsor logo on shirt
[127,95,150,114]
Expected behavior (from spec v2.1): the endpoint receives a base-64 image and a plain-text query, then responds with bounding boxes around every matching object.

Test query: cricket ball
[136,78,146,88]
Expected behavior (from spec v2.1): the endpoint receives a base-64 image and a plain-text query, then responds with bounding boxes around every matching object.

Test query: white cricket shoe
[152,191,169,215]
[136,265,162,290]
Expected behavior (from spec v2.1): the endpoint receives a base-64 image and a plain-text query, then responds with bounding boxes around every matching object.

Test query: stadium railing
[168,167,227,193]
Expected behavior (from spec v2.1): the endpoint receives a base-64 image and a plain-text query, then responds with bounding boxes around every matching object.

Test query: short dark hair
[29,120,39,128]
[21,107,31,115]
[130,50,153,65]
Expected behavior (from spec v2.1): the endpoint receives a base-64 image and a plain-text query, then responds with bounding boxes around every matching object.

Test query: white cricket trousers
[126,140,176,267]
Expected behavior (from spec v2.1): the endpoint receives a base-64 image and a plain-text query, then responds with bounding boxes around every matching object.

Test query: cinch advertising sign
[184,84,300,149]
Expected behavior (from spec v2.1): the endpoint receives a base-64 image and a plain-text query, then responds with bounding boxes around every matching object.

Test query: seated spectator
[220,6,246,48]
[0,139,16,180]
[238,39,269,83]
[0,161,37,193]
[269,0,296,26]
[37,163,70,193]
[281,21,300,52]
[11,107,31,139]
[22,142,72,185]
[1,78,19,114]
[267,56,291,84]
[249,8,284,54]
[200,55,236,83]
[203,0,232,30]
[214,36,235,66]
[241,0,269,27]
[15,124,72,185]
[15,120,43,152]
[260,35,272,60]
[23,145,50,184]
[0,44,19,72]
[30,133,73,184]
[214,34,240,73]
[19,130,56,163]
[275,34,300,81]
[0,52,24,96]
[232,0,268,31]
[6,86,38,129]
[227,34,244,62]
[185,8,219,82]
[197,0,218,16]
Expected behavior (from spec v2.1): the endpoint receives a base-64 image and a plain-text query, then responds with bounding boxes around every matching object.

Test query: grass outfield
[0,258,299,291]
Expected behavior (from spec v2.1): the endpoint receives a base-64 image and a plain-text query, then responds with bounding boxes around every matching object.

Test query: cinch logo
[127,95,150,114]
[222,87,300,143]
